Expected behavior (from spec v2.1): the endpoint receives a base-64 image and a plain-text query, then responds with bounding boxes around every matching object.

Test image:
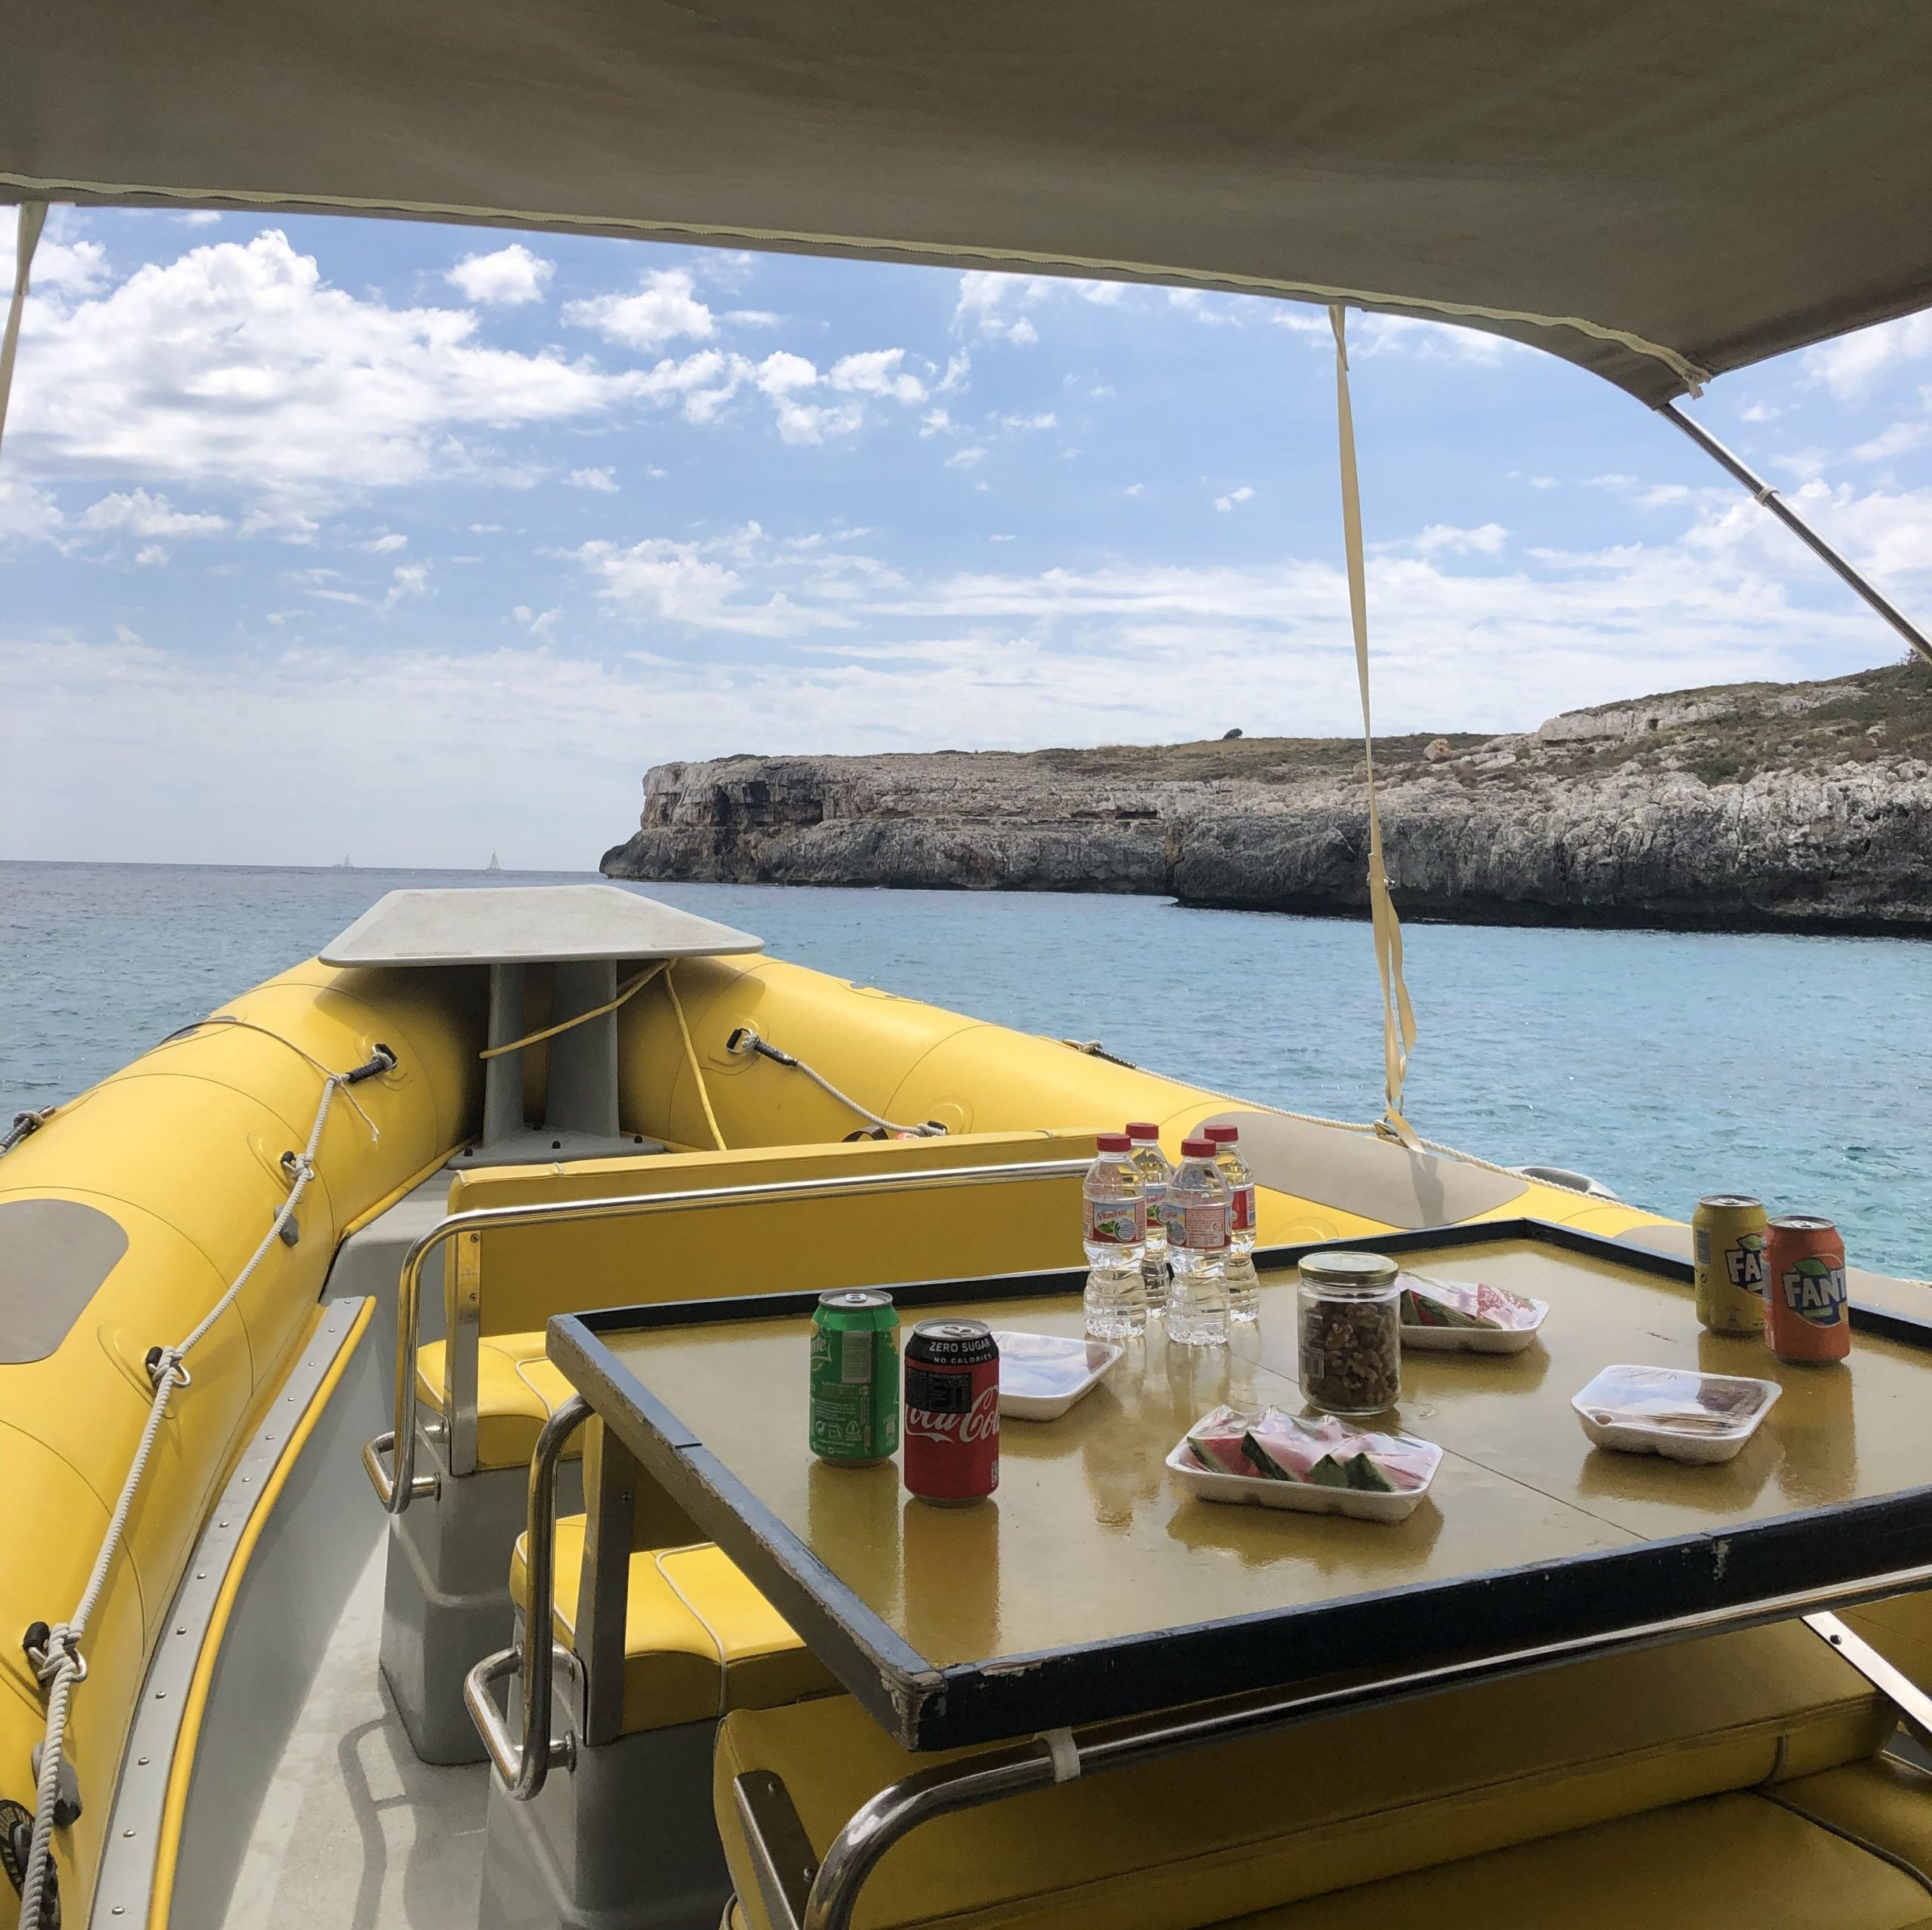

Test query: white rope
[0,200,47,461]
[15,1042,382,1926]
[1330,305,1422,1149]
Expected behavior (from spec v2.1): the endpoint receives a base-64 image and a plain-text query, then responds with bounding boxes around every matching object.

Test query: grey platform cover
[319,885,762,968]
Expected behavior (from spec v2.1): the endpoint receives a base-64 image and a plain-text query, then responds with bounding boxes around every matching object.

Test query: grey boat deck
[220,1544,488,1930]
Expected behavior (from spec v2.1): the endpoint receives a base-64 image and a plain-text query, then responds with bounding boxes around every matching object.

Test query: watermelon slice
[1185,1406,1259,1477]
[1244,1413,1344,1482]
[1340,1451,1398,1492]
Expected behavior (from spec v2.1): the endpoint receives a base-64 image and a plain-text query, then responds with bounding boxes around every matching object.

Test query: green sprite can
[809,1289,900,1465]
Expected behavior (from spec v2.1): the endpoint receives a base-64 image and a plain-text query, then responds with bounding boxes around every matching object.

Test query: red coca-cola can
[903,1319,999,1506]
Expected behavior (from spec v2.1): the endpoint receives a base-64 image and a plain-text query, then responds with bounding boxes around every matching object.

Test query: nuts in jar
[1297,1251,1401,1414]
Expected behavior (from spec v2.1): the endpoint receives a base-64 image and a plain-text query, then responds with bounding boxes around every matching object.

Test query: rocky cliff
[601,662,1932,933]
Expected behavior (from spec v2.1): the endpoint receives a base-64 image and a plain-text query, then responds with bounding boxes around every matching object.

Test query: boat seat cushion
[715,1617,1899,1930]
[510,1517,835,1735]
[417,1333,576,1470]
[1215,1756,1932,1929]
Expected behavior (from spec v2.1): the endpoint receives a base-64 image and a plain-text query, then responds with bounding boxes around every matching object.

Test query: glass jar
[1297,1251,1401,1414]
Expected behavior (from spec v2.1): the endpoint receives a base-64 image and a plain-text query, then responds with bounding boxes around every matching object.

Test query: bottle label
[1177,1202,1229,1251]
[1230,1184,1255,1233]
[1084,1199,1146,1244]
[1143,1185,1168,1239]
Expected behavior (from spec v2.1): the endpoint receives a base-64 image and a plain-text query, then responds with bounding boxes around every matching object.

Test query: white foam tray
[1164,1431,1443,1524]
[1399,1276,1549,1354]
[993,1331,1124,1421]
[1571,1365,1782,1464]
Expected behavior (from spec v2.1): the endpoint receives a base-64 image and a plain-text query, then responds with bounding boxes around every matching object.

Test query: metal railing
[364,1156,1093,1510]
[732,1561,1932,1930]
[462,1394,590,1798]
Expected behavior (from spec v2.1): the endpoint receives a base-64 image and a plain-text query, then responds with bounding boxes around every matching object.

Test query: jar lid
[1297,1250,1398,1291]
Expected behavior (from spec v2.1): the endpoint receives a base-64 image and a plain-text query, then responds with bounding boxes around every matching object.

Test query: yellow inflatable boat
[10,4,1932,1924]
[3,882,1931,1930]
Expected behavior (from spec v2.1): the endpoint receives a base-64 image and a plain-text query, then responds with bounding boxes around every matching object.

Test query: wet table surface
[550,1226,1932,1749]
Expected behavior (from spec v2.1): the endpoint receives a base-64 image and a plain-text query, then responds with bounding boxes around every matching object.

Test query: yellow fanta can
[1694,1195,1769,1334]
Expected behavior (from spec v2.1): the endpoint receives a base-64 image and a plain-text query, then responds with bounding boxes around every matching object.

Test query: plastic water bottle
[1124,1122,1173,1319]
[1164,1137,1231,1347]
[1204,1125,1260,1322]
[1082,1133,1148,1340]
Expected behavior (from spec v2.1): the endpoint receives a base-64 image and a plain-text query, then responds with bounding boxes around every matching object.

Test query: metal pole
[1657,399,1932,666]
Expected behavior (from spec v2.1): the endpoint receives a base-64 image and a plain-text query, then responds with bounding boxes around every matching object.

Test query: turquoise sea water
[2,860,1925,1278]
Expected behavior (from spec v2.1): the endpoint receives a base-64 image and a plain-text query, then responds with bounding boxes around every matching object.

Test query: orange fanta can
[1766,1215,1850,1363]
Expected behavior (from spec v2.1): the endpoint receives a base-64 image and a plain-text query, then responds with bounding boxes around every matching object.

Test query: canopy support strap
[0,199,47,460]
[1658,401,1932,667]
[1329,306,1420,1148]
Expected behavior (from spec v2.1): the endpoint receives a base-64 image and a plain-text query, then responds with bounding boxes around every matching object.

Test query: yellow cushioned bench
[714,1617,1908,1930]
[1211,1758,1932,1930]
[511,1517,835,1735]
[420,1334,577,1470]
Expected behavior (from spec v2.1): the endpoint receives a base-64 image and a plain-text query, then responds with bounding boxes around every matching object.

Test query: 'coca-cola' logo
[907,1383,999,1444]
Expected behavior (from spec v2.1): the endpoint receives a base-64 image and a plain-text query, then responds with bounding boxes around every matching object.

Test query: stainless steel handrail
[368,1155,1092,1510]
[462,1393,589,1799]
[723,1555,1932,1930]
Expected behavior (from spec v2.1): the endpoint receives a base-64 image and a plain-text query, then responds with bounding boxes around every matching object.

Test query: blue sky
[2,205,1928,868]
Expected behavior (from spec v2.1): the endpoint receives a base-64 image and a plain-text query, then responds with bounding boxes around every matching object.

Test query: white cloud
[1168,288,1244,327]
[1805,312,1932,402]
[1000,412,1057,432]
[953,272,1052,344]
[2,231,672,496]
[385,563,429,609]
[1124,482,1146,497]
[134,543,169,566]
[919,408,955,437]
[1214,485,1255,513]
[365,531,409,553]
[829,349,926,404]
[0,226,109,299]
[446,244,554,307]
[240,505,321,542]
[565,268,715,352]
[514,604,562,642]
[1738,402,1784,423]
[1355,313,1521,365]
[78,488,229,538]
[575,528,855,636]
[0,477,63,544]
[1851,421,1930,464]
[568,466,619,491]
[724,309,782,328]
[704,348,933,442]
[946,446,988,469]
[1408,521,1507,556]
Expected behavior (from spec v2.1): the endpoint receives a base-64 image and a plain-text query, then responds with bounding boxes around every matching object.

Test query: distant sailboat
[486,851,501,872]
[334,855,352,870]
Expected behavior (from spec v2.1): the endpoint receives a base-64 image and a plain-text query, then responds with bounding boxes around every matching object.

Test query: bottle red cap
[1180,1137,1214,1158]
[1203,1125,1238,1144]
[1097,1132,1131,1153]
[1124,1121,1158,1139]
